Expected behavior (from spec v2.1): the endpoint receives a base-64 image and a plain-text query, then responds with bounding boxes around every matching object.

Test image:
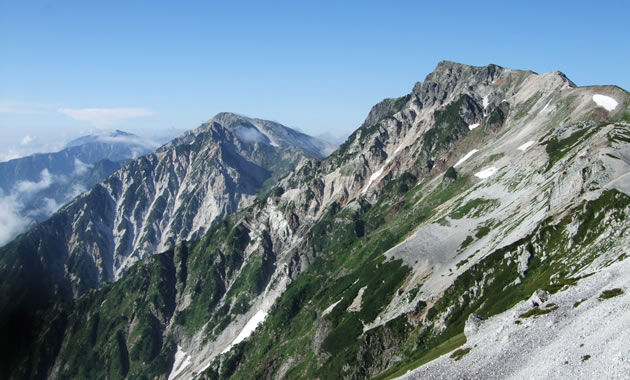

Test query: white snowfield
[400,258,630,380]
[474,166,499,179]
[468,123,480,131]
[168,345,192,380]
[517,140,536,152]
[592,94,618,111]
[221,310,268,354]
[454,149,479,167]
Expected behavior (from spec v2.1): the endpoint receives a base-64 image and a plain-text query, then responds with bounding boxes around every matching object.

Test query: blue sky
[1,1,629,158]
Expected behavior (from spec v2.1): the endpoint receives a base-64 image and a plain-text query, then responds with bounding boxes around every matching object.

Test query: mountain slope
[0,114,332,315]
[2,62,630,379]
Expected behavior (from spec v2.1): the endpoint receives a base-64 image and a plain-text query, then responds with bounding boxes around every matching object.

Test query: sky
[1,1,629,159]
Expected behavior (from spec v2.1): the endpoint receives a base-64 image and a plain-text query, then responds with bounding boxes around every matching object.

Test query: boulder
[464,313,485,338]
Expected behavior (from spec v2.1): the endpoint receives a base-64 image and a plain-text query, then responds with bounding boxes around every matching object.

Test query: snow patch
[592,94,618,111]
[362,146,405,193]
[362,167,384,194]
[474,166,499,179]
[541,100,551,112]
[222,310,268,354]
[468,123,480,131]
[454,149,479,168]
[322,298,343,316]
[168,345,192,380]
[483,95,489,109]
[517,141,536,152]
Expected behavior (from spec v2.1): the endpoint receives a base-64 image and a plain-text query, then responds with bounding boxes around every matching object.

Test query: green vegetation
[378,189,630,378]
[459,235,474,251]
[599,288,624,300]
[444,166,457,180]
[376,333,466,379]
[484,103,509,131]
[544,123,597,170]
[481,152,505,167]
[514,92,543,120]
[544,273,593,294]
[519,305,559,318]
[475,225,491,239]
[423,95,472,153]
[198,168,473,379]
[582,354,591,362]
[450,347,472,361]
[450,198,499,219]
[456,256,471,269]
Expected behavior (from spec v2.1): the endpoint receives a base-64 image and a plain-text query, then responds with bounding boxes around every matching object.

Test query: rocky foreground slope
[1,61,629,379]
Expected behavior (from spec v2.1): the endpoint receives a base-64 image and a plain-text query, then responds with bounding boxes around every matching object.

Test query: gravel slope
[400,258,630,379]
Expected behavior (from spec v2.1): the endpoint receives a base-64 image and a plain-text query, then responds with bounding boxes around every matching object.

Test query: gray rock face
[0,113,333,305]
[530,290,550,307]
[464,313,485,337]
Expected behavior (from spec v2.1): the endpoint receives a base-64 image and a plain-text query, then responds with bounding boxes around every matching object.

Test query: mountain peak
[207,112,336,158]
[64,129,148,148]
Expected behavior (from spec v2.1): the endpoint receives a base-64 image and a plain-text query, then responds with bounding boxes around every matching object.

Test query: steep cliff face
[2,62,630,380]
[0,114,333,311]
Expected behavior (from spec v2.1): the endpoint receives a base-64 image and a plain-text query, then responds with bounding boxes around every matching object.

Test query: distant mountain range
[0,129,158,246]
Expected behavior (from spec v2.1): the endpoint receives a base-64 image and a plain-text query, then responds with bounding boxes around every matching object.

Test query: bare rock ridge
[1,61,629,379]
[0,113,333,313]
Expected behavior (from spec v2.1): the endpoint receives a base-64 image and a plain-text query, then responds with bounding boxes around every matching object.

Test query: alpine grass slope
[2,61,630,379]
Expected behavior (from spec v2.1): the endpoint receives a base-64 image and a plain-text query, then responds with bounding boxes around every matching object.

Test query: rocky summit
[1,61,629,379]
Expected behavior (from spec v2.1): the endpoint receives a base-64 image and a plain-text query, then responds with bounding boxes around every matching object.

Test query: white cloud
[73,158,92,176]
[69,183,87,199]
[95,134,160,149]
[0,166,90,246]
[21,135,35,145]
[0,148,23,162]
[40,197,61,215]
[0,192,31,247]
[58,107,153,128]
[15,169,53,193]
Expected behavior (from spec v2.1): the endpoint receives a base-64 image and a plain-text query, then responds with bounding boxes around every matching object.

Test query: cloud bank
[0,192,31,247]
[15,169,53,193]
[20,135,35,145]
[58,107,153,128]
[0,164,90,246]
